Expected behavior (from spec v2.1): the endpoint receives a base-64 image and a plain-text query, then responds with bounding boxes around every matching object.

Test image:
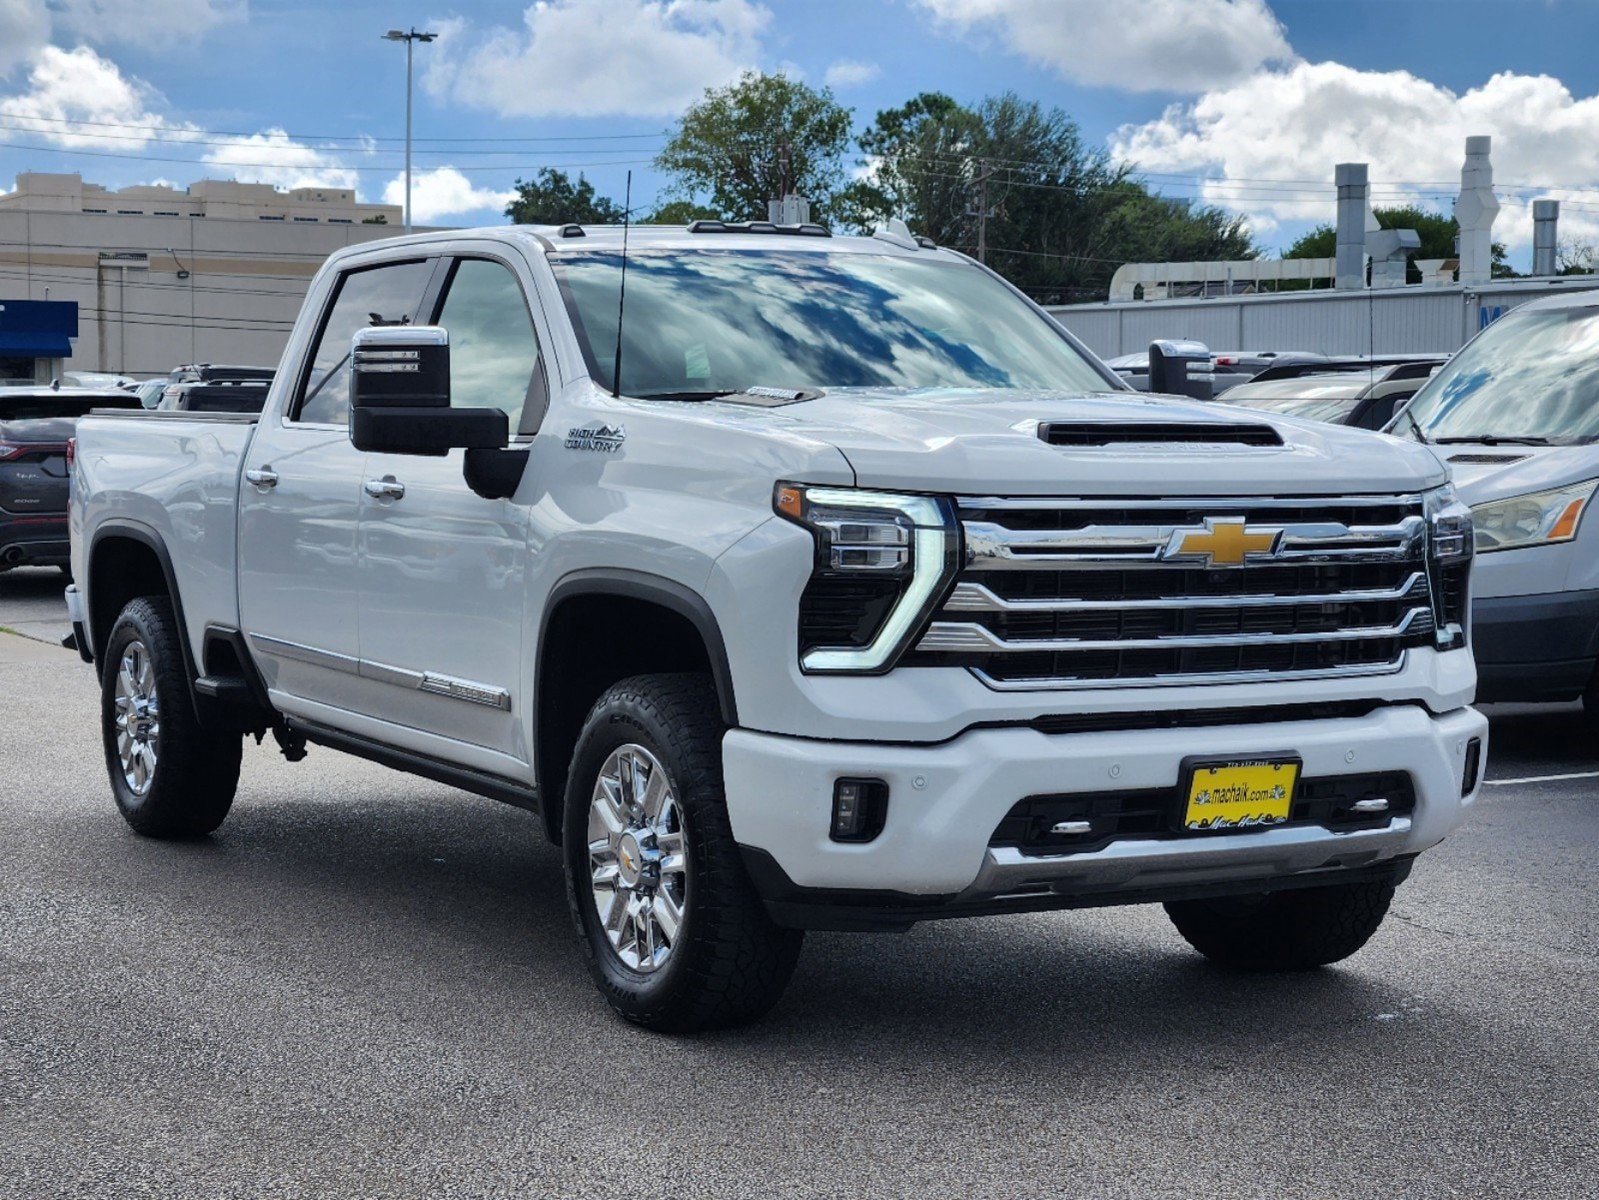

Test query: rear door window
[294,259,434,426]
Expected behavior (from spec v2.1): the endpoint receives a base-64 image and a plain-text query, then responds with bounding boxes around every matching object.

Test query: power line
[0,111,669,144]
[0,139,660,173]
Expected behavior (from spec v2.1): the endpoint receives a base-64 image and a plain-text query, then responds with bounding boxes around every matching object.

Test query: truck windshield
[549,248,1116,397]
[1404,305,1599,443]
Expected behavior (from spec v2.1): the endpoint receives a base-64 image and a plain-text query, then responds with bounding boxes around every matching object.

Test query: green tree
[655,72,854,222]
[842,92,1256,302]
[645,199,722,224]
[505,168,625,226]
[1284,205,1513,280]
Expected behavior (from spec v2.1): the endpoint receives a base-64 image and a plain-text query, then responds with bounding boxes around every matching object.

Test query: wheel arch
[534,569,737,844]
[86,522,197,685]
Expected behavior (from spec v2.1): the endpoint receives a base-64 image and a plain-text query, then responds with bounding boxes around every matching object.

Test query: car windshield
[550,248,1116,396]
[0,394,139,420]
[1221,382,1366,423]
[1404,306,1599,443]
[1219,374,1373,423]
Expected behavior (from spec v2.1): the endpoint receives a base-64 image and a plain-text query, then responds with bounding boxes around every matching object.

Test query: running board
[285,717,541,815]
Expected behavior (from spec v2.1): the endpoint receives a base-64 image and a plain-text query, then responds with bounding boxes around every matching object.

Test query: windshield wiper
[1433,435,1556,445]
[1397,403,1429,444]
[630,389,739,402]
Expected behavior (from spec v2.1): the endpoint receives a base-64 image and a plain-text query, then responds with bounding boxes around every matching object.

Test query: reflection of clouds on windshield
[1415,309,1599,440]
[555,250,1107,395]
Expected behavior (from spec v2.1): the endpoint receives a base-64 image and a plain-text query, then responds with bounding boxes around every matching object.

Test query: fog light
[831,778,888,842]
[1462,737,1483,795]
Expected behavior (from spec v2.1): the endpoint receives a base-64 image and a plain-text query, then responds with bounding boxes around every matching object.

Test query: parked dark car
[165,363,276,385]
[0,387,141,572]
[157,380,271,414]
[1108,349,1327,395]
[1217,358,1446,431]
[160,364,275,410]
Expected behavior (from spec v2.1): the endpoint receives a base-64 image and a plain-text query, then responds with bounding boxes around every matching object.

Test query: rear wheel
[1164,879,1395,971]
[101,595,241,838]
[563,672,803,1032]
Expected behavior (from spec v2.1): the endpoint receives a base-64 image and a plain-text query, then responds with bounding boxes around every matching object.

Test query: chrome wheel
[112,639,160,797]
[587,743,687,974]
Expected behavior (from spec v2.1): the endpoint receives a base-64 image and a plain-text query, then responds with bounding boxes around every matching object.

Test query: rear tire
[1164,879,1395,971]
[101,595,241,838]
[563,672,803,1033]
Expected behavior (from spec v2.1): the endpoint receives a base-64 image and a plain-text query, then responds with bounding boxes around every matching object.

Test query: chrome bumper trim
[962,818,1413,901]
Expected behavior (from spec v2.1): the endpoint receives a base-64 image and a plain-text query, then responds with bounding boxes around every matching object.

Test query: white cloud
[382,167,515,223]
[823,59,879,89]
[201,128,359,191]
[0,45,173,148]
[423,0,770,117]
[54,0,246,49]
[1111,62,1599,254]
[0,0,50,77]
[914,0,1293,94]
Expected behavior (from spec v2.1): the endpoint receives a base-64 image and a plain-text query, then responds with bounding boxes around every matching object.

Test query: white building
[0,173,410,375]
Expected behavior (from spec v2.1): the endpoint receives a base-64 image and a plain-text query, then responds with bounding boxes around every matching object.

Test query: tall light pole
[382,27,437,234]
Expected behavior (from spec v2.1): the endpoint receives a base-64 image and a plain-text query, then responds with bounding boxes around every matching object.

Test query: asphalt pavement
[2,564,1596,1199]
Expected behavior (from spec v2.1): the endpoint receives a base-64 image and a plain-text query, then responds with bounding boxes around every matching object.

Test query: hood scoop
[1038,420,1282,448]
[1447,452,1529,465]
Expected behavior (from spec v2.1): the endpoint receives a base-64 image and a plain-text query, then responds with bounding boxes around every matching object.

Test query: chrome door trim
[252,634,360,675]
[419,672,513,710]
[251,635,511,711]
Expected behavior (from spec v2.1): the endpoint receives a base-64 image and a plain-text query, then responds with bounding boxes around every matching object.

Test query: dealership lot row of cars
[0,362,273,574]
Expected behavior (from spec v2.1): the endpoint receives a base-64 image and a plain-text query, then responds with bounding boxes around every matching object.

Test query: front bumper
[723,703,1486,929]
[1472,589,1599,702]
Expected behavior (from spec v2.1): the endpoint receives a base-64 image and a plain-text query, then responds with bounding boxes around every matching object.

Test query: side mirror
[349,326,507,456]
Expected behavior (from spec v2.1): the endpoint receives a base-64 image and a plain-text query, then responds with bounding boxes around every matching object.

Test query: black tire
[101,595,241,838]
[1164,879,1396,971]
[563,672,803,1033]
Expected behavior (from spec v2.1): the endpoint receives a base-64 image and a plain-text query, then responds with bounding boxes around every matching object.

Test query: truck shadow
[122,785,1435,1064]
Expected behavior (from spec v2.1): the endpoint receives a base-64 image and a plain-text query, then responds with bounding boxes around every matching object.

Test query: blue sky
[3,0,1599,261]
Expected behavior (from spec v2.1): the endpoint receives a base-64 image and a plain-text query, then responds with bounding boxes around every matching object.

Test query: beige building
[0,172,415,375]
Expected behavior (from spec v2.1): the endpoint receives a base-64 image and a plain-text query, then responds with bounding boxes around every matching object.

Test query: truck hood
[1436,441,1599,503]
[713,388,1449,497]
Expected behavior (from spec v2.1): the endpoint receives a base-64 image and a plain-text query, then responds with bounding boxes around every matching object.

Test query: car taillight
[0,442,23,462]
[66,437,76,468]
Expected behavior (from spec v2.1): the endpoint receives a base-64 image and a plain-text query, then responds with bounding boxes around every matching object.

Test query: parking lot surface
[2,564,1596,1198]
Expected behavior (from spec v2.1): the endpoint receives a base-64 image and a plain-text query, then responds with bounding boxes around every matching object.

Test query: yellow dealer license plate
[1181,757,1300,832]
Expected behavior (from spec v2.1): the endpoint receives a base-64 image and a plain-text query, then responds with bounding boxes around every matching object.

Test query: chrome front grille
[909,495,1435,690]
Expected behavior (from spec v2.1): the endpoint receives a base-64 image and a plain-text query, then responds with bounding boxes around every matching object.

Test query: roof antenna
[611,170,632,399]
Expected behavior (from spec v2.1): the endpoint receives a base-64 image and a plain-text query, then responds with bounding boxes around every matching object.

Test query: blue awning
[0,331,73,357]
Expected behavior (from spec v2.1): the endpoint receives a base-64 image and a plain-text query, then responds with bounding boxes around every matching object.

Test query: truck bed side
[71,410,257,668]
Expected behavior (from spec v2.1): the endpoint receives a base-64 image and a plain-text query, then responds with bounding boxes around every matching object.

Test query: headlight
[1424,483,1473,563]
[1424,485,1473,649]
[775,483,959,673]
[1469,479,1597,552]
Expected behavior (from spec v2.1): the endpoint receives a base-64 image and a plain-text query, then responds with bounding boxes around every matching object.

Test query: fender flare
[86,520,198,680]
[537,567,739,727]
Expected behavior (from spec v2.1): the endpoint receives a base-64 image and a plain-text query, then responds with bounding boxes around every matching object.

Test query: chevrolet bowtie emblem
[1164,518,1281,567]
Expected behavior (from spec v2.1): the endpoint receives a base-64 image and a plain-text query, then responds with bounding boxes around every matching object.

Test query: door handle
[244,466,279,490]
[364,476,406,501]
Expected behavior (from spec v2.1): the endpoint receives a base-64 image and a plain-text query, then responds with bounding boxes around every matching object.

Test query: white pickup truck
[68,222,1486,1031]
